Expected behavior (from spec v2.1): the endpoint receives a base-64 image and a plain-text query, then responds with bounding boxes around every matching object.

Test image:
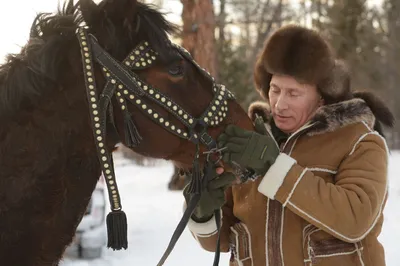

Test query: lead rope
[156,146,222,266]
[202,158,222,266]
[186,143,202,194]
[214,209,222,266]
[156,193,202,266]
[156,143,203,266]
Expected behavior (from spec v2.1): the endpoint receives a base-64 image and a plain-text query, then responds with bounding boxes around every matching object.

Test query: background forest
[151,0,399,149]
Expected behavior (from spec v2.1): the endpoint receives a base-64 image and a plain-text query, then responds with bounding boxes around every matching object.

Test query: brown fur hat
[254,24,352,104]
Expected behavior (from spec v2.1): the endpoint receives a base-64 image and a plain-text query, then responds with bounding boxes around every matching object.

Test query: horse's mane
[0,0,178,118]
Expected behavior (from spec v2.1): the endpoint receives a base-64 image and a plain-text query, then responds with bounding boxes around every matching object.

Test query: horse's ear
[104,0,138,27]
[79,0,103,28]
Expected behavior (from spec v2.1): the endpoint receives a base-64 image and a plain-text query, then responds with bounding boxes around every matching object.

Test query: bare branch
[252,0,283,61]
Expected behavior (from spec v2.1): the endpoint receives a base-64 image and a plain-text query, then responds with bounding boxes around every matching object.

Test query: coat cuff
[257,153,296,199]
[183,202,221,236]
[187,211,221,236]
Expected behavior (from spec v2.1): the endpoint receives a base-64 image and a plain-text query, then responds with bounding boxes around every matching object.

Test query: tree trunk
[218,0,226,43]
[181,0,218,77]
[385,0,400,149]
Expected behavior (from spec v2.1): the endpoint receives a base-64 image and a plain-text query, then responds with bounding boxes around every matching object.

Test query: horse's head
[77,0,254,169]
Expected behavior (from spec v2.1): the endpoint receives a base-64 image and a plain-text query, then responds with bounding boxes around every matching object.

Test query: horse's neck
[0,89,103,265]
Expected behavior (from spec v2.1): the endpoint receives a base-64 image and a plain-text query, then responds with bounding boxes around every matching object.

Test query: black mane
[0,0,178,119]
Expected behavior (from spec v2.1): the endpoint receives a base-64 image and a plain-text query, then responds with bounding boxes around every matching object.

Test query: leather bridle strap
[78,27,230,265]
[90,36,146,97]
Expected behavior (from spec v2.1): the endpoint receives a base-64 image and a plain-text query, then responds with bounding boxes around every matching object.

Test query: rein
[76,27,235,265]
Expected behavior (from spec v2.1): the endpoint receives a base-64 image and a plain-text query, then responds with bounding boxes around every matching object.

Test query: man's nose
[275,95,288,111]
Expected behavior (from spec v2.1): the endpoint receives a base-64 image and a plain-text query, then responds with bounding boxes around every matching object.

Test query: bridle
[76,26,236,265]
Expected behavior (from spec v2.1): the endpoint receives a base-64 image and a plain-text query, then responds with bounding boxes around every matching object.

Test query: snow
[60,151,400,266]
[60,154,230,266]
[378,151,400,264]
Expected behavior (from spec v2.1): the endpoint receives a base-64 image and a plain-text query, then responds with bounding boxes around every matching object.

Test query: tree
[383,0,400,148]
[311,0,398,148]
[217,0,290,108]
[181,0,218,77]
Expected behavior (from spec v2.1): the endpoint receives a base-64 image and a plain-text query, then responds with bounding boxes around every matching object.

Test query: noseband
[76,27,236,265]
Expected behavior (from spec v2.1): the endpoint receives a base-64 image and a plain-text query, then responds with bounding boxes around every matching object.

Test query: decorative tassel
[106,210,128,250]
[124,112,142,147]
[187,143,202,194]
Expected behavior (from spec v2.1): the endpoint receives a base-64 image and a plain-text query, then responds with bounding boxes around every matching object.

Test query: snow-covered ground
[60,151,400,266]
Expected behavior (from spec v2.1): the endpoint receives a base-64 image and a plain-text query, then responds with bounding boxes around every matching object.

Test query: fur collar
[248,98,375,136]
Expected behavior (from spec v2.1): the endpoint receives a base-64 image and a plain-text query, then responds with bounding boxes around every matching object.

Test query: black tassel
[187,143,202,194]
[124,112,142,147]
[106,210,128,250]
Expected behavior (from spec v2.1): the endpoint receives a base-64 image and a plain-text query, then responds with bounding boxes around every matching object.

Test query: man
[183,25,394,266]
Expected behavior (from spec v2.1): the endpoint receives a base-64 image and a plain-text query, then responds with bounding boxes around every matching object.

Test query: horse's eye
[168,63,184,77]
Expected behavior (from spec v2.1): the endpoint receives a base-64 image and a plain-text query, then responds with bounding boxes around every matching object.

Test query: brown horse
[0,0,254,265]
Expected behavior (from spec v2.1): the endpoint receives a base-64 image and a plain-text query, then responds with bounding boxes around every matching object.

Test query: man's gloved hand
[217,117,280,177]
[183,169,236,222]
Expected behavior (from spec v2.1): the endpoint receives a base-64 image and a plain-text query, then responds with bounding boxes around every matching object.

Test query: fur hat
[254,24,352,104]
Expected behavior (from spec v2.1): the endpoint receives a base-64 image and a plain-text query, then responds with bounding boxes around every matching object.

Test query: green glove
[217,119,280,177]
[183,170,236,222]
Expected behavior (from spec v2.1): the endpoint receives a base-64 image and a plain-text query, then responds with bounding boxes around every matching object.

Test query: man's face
[268,74,323,134]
